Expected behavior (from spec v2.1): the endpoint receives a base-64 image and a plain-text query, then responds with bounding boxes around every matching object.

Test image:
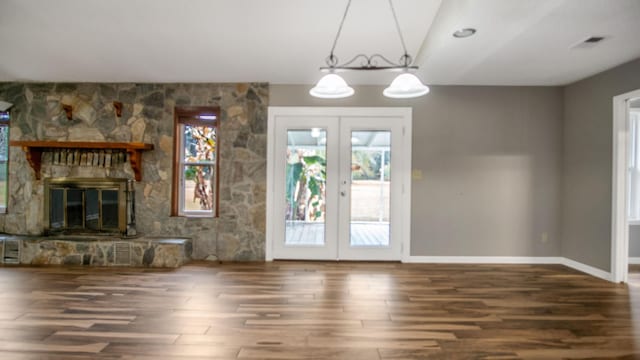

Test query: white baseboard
[403,256,612,282]
[404,256,562,264]
[629,257,640,264]
[560,258,612,281]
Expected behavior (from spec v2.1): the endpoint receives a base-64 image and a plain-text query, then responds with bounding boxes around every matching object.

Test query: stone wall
[14,236,192,267]
[0,83,268,261]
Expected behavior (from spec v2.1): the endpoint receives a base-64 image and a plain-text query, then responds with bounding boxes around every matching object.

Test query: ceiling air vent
[570,36,607,49]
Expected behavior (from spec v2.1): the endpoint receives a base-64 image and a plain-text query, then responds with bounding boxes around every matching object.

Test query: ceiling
[1,0,639,86]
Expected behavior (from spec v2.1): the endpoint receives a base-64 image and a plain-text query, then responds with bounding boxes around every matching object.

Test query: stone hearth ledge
[0,235,192,268]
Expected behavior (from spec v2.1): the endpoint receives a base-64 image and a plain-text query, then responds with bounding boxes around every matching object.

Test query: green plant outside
[286,154,326,221]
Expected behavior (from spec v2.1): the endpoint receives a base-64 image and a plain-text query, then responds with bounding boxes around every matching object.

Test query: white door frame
[611,88,640,283]
[266,106,412,261]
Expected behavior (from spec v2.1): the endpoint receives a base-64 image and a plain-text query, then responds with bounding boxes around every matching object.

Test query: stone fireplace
[0,82,268,261]
[43,177,136,237]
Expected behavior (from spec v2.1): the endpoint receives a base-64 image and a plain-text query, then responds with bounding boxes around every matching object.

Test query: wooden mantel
[10,141,154,181]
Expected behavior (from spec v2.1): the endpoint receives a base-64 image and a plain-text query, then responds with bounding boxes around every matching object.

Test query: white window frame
[628,109,640,224]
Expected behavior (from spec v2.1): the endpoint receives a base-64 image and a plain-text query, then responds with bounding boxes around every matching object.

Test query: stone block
[74,100,97,125]
[68,126,105,141]
[130,117,146,142]
[142,246,155,266]
[142,91,164,108]
[159,135,173,154]
[109,124,132,141]
[63,254,82,265]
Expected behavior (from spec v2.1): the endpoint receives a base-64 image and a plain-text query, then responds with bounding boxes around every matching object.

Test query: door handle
[341,191,346,197]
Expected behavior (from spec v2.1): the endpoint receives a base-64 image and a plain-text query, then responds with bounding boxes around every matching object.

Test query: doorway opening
[612,89,640,283]
[266,107,412,261]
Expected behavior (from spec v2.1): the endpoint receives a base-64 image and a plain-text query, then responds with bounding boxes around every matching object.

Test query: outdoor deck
[285,221,389,247]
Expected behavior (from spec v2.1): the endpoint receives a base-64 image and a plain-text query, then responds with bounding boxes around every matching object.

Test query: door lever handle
[340,191,346,197]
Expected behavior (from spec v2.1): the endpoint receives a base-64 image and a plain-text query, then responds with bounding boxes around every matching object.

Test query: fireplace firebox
[43,178,136,237]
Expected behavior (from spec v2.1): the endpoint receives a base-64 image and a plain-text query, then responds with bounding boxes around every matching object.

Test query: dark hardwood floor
[0,261,638,359]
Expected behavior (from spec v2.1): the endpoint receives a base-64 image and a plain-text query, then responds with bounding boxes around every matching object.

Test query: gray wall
[271,85,563,257]
[562,58,640,271]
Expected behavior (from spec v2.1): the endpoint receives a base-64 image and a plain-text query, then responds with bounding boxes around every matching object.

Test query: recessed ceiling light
[453,28,476,38]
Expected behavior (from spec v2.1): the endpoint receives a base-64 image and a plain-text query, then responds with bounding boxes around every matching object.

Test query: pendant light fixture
[309,73,354,99]
[310,0,429,99]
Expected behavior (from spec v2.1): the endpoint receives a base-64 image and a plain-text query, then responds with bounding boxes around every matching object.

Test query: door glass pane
[350,131,390,247]
[102,190,119,229]
[66,189,84,228]
[85,189,99,230]
[285,129,327,245]
[50,189,64,229]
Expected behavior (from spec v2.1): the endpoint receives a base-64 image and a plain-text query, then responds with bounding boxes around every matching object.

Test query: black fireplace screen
[44,178,135,236]
[49,188,120,231]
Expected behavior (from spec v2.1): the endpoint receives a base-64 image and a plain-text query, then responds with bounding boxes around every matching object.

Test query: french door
[267,107,412,261]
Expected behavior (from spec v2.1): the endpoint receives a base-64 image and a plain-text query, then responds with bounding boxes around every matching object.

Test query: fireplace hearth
[43,178,136,237]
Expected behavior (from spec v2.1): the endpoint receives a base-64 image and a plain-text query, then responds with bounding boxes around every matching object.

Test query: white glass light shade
[309,74,354,99]
[383,73,430,99]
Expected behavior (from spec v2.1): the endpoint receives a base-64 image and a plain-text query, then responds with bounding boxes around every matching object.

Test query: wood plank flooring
[0,262,638,359]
